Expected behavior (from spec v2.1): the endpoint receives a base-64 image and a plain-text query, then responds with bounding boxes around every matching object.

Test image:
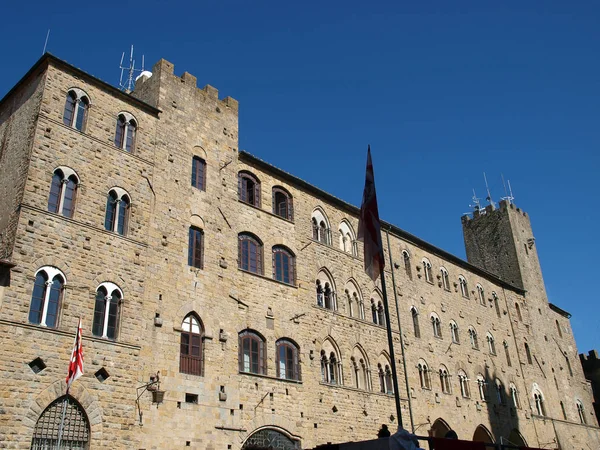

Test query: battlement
[461,199,528,224]
[134,58,238,113]
[581,350,600,363]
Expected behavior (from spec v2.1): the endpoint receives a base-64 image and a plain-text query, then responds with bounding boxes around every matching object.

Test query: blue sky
[1,1,599,353]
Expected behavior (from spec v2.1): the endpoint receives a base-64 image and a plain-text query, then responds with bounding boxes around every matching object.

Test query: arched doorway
[242,427,300,450]
[429,418,452,438]
[473,425,494,443]
[31,395,90,449]
[507,429,527,447]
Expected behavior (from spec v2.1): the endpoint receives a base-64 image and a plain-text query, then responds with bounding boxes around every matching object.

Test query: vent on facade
[185,393,198,404]
[29,357,46,374]
[95,367,110,382]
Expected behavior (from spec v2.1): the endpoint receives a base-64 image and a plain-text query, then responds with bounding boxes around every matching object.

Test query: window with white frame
[487,333,496,355]
[104,188,131,235]
[411,307,420,338]
[492,292,501,317]
[28,266,65,328]
[439,365,451,394]
[417,359,431,389]
[345,285,363,319]
[431,313,442,338]
[378,359,393,395]
[533,390,545,416]
[92,282,122,340]
[316,271,336,310]
[422,258,433,283]
[576,400,586,424]
[338,220,357,256]
[63,88,89,131]
[458,370,469,398]
[477,284,485,305]
[440,267,450,291]
[510,383,520,408]
[469,327,479,349]
[503,341,511,366]
[450,321,459,344]
[320,347,341,385]
[114,112,137,152]
[311,209,331,245]
[495,379,505,405]
[459,276,469,298]
[371,295,385,327]
[47,167,79,218]
[477,374,487,401]
[403,250,412,280]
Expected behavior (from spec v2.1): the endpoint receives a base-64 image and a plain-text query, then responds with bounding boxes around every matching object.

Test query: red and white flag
[66,318,84,393]
[357,146,385,281]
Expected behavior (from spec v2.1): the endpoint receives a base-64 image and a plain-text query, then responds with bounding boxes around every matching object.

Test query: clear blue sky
[2,1,599,353]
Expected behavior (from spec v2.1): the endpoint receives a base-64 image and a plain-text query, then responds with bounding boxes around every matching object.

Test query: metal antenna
[42,29,50,55]
[469,189,483,213]
[119,45,145,92]
[501,174,514,205]
[483,172,495,209]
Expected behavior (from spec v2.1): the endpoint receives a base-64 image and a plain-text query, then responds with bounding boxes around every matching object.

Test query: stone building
[0,53,598,449]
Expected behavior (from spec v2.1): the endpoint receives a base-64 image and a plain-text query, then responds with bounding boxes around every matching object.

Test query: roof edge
[549,303,572,319]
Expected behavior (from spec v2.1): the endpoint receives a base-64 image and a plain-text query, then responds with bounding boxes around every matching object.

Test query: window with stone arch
[272,245,295,285]
[114,112,137,152]
[492,292,501,318]
[411,306,420,338]
[476,284,485,306]
[439,365,451,394]
[47,167,79,218]
[469,327,479,350]
[338,220,357,256]
[276,338,301,381]
[320,339,342,385]
[458,369,470,398]
[311,208,331,245]
[417,359,431,389]
[92,282,122,340]
[344,280,364,319]
[28,266,65,329]
[440,267,450,291]
[238,170,261,207]
[495,379,506,405]
[180,313,204,376]
[422,258,433,283]
[431,312,442,339]
[239,329,267,375]
[449,320,459,344]
[576,400,586,424]
[63,88,90,132]
[377,353,393,395]
[533,388,546,416]
[351,346,371,391]
[315,269,336,310]
[486,332,496,355]
[31,395,90,449]
[458,275,469,298]
[476,374,487,401]
[104,187,131,235]
[191,156,207,191]
[272,186,293,221]
[370,291,385,327]
[509,383,520,408]
[238,232,263,275]
[402,250,412,280]
[503,341,512,366]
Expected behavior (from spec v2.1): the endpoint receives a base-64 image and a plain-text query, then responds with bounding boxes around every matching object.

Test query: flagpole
[385,229,415,432]
[379,266,404,429]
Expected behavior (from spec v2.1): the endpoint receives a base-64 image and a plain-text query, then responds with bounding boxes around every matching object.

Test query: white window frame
[95,282,123,339]
[33,266,66,327]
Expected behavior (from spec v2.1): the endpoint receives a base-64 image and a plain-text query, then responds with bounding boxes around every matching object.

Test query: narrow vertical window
[403,251,412,280]
[238,171,261,207]
[477,285,485,305]
[503,341,511,366]
[556,320,563,338]
[515,303,523,321]
[75,97,88,131]
[276,339,300,381]
[441,268,450,291]
[104,191,118,232]
[104,189,131,236]
[114,114,137,152]
[48,169,79,218]
[63,90,89,131]
[423,259,433,283]
[273,246,295,284]
[411,308,420,338]
[525,343,532,364]
[238,233,263,275]
[191,157,206,191]
[493,292,501,318]
[272,187,293,221]
[188,227,204,269]
[47,171,63,213]
[459,276,469,298]
[92,283,122,339]
[180,314,203,376]
[238,330,266,375]
[28,268,64,329]
[63,91,77,127]
[577,401,586,424]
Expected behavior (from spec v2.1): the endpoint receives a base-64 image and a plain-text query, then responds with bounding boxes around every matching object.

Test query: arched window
[350,347,370,391]
[450,321,459,344]
[47,168,79,218]
[316,271,336,310]
[276,339,300,381]
[431,313,442,338]
[469,327,479,350]
[439,365,451,394]
[411,307,420,338]
[272,187,293,221]
[556,319,563,338]
[180,314,203,376]
[188,226,204,269]
[495,379,505,405]
[273,246,295,285]
[487,333,496,355]
[515,302,523,321]
[417,359,431,389]
[422,258,433,283]
[320,340,341,385]
[345,281,363,319]
[239,330,266,375]
[440,267,450,291]
[533,390,545,416]
[459,276,469,298]
[378,363,394,395]
[371,294,385,327]
[458,370,469,398]
[31,395,89,448]
[114,113,137,152]
[510,383,520,408]
[525,342,532,364]
[565,353,573,377]
[63,89,89,131]
[477,374,487,401]
[576,400,586,424]
[92,283,122,339]
[238,171,261,207]
[503,341,511,366]
[311,209,331,245]
[191,156,206,191]
[403,250,412,280]
[477,284,485,306]
[242,428,299,450]
[238,233,263,274]
[338,221,357,256]
[104,188,130,235]
[492,292,501,318]
[28,266,65,328]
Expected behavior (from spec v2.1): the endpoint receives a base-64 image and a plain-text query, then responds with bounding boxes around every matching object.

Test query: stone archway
[473,425,494,443]
[31,395,90,449]
[429,418,452,438]
[242,427,301,450]
[508,428,527,447]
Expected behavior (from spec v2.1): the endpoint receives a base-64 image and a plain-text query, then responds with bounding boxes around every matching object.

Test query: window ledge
[310,238,360,261]
[239,371,302,384]
[237,199,295,224]
[237,268,298,289]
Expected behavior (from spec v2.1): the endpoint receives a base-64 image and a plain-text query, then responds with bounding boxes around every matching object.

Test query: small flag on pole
[357,146,385,281]
[66,318,84,393]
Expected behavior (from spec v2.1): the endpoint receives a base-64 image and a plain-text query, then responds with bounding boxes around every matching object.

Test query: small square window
[29,357,46,374]
[185,393,198,404]
[95,367,110,382]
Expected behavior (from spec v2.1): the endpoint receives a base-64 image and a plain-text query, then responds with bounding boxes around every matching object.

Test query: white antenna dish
[119,45,145,92]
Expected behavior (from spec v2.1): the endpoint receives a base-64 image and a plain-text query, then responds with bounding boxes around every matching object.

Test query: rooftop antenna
[119,45,144,92]
[483,172,495,209]
[468,189,483,214]
[501,174,515,205]
[42,29,50,55]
